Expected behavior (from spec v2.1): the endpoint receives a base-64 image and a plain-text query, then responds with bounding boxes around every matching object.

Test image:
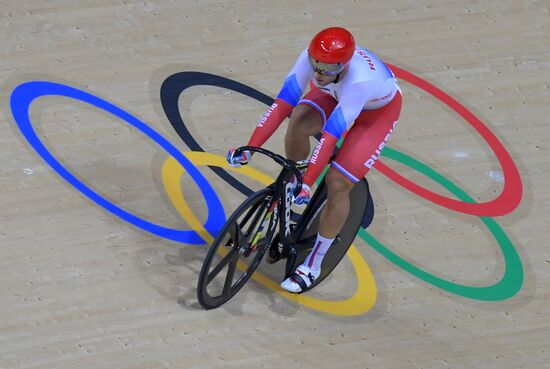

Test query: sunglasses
[308,56,346,76]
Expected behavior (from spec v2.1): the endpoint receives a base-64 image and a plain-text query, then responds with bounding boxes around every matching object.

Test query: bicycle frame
[234,146,309,278]
[197,146,369,308]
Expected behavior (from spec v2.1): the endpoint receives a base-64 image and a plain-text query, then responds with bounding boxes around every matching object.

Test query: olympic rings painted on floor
[10,81,224,244]
[10,71,524,306]
[162,152,377,316]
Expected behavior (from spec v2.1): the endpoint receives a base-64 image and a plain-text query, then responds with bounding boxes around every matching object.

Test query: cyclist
[227,27,402,293]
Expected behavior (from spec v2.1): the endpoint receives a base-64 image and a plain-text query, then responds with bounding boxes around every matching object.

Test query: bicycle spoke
[222,254,239,296]
[239,198,264,228]
[206,247,238,284]
[243,203,268,243]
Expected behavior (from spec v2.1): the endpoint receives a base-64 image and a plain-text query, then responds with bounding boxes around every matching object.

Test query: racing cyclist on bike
[227,27,402,293]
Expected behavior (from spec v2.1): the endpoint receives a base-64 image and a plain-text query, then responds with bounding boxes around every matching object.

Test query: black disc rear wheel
[197,187,275,309]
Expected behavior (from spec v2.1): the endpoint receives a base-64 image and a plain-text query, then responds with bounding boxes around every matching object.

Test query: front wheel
[197,187,275,309]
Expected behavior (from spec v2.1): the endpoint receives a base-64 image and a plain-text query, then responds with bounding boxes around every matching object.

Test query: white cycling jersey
[277,47,400,138]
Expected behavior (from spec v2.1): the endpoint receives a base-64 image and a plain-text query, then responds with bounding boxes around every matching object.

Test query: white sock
[303,234,334,273]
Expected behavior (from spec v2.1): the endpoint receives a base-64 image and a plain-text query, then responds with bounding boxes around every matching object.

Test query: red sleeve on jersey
[302,131,338,188]
[247,98,294,148]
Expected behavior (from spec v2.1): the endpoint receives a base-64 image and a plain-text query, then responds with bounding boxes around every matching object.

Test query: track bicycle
[197,146,370,309]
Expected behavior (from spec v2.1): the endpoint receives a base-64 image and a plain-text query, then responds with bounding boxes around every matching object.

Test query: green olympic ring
[359,147,523,300]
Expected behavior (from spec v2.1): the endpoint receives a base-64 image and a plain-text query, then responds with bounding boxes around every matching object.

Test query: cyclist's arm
[302,82,372,187]
[248,49,312,147]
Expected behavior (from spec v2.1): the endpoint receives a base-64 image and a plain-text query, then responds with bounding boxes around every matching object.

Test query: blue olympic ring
[10,81,225,244]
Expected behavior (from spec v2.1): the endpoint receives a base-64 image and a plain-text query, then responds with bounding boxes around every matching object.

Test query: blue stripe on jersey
[325,107,347,139]
[277,74,303,106]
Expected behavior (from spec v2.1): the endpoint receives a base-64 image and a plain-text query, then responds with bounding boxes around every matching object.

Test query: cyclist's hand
[226,148,251,168]
[293,184,311,205]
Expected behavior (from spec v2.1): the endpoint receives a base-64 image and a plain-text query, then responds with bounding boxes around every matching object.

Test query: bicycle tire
[291,178,369,288]
[197,187,275,309]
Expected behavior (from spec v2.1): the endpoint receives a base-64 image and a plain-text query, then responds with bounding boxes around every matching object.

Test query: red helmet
[308,27,355,65]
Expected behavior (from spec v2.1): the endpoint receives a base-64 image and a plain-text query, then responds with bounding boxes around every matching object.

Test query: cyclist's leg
[318,168,355,238]
[285,88,337,161]
[281,92,402,293]
[319,93,401,234]
[301,168,354,275]
[280,168,355,293]
[319,92,402,237]
[322,91,402,238]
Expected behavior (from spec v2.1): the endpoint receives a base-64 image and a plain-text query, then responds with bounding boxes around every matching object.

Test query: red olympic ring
[381,64,522,216]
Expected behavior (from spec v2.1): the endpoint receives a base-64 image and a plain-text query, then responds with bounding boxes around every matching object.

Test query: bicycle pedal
[266,239,284,264]
[266,247,288,264]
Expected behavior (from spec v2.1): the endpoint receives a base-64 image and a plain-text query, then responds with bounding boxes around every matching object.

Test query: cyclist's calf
[319,167,356,239]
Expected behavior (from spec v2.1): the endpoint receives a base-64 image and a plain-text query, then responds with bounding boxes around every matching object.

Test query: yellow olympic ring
[161,152,377,316]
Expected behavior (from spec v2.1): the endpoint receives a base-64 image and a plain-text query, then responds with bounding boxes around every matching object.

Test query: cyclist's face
[314,71,338,86]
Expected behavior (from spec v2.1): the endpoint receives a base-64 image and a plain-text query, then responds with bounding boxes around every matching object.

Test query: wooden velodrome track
[1,1,549,368]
